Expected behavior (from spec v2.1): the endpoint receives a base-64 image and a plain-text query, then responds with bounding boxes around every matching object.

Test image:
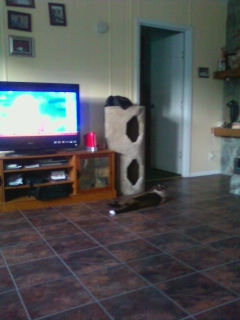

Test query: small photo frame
[48,3,66,26]
[9,35,34,57]
[226,53,238,70]
[198,67,209,78]
[5,0,35,8]
[8,10,31,32]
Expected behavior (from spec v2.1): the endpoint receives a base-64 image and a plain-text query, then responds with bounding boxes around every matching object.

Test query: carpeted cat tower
[105,106,145,195]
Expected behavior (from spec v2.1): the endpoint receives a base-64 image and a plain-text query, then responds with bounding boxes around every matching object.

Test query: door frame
[135,18,193,177]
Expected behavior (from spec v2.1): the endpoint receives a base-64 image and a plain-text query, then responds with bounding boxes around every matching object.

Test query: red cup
[84,132,97,148]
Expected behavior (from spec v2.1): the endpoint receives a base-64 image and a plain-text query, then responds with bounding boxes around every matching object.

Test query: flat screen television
[0,81,80,155]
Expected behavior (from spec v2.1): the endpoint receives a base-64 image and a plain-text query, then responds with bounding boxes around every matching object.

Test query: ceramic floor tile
[161,215,203,230]
[210,203,239,214]
[127,253,195,284]
[2,241,55,265]
[167,206,205,216]
[105,238,162,262]
[194,299,240,320]
[146,231,200,252]
[37,221,82,239]
[0,252,6,267]
[74,216,117,232]
[20,276,94,319]
[184,211,228,223]
[194,201,226,211]
[27,212,67,227]
[0,211,20,221]
[55,203,91,212]
[135,207,179,220]
[22,206,57,217]
[211,218,240,235]
[108,212,153,225]
[89,226,139,245]
[123,219,172,237]
[182,225,230,244]
[162,202,200,213]
[0,228,42,248]
[61,247,120,274]
[171,245,232,270]
[62,210,101,221]
[207,236,240,258]
[218,199,240,209]
[47,233,99,254]
[101,286,188,320]
[85,199,110,209]
[79,264,147,299]
[0,291,28,320]
[1,175,239,319]
[156,273,237,315]
[39,303,111,320]
[10,256,71,288]
[0,211,31,233]
[0,267,15,293]
[202,260,240,294]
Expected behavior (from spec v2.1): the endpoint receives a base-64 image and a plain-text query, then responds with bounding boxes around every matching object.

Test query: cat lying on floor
[108,184,167,215]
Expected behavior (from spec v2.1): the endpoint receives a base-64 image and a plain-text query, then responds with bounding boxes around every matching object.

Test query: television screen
[0,81,80,155]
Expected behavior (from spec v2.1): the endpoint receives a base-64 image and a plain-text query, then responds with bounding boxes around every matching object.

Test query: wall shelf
[213,67,240,80]
[212,127,240,137]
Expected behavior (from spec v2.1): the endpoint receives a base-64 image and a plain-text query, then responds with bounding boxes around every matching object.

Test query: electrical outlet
[208,152,215,161]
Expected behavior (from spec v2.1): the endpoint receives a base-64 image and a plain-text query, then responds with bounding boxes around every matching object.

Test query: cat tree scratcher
[104,106,145,195]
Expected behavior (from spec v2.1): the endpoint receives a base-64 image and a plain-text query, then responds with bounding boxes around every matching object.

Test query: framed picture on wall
[48,3,66,26]
[198,67,209,78]
[5,0,35,8]
[8,10,32,32]
[9,35,34,57]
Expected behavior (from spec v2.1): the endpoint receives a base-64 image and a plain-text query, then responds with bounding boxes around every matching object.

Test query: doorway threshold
[145,167,181,181]
[145,167,181,190]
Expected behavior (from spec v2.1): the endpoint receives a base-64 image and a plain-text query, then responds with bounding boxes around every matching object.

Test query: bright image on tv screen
[0,91,77,137]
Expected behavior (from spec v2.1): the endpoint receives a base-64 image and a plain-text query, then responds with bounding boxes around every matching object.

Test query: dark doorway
[140,26,182,186]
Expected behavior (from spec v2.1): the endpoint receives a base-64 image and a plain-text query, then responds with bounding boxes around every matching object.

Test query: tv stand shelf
[0,150,116,212]
[4,179,74,190]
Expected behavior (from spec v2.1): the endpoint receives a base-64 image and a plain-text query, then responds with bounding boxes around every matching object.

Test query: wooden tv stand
[0,150,116,212]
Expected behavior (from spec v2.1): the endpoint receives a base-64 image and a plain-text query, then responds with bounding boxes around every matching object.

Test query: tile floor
[1,174,240,319]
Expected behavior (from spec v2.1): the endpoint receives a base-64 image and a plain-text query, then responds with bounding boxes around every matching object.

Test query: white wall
[0,0,227,175]
[190,0,226,174]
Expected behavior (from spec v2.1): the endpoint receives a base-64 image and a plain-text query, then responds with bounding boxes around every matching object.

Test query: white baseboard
[188,170,221,178]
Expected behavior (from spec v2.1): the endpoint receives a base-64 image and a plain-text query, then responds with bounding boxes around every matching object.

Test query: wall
[0,0,227,176]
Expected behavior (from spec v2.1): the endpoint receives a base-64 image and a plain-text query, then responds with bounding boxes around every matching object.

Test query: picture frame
[5,0,35,8]
[8,10,31,32]
[48,3,66,26]
[226,53,238,70]
[198,67,209,78]
[9,35,34,57]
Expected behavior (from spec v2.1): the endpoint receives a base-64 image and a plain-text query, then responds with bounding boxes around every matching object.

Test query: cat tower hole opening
[127,159,139,185]
[126,116,139,142]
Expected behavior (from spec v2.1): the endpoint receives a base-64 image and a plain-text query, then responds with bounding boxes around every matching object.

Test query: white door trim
[135,18,193,177]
